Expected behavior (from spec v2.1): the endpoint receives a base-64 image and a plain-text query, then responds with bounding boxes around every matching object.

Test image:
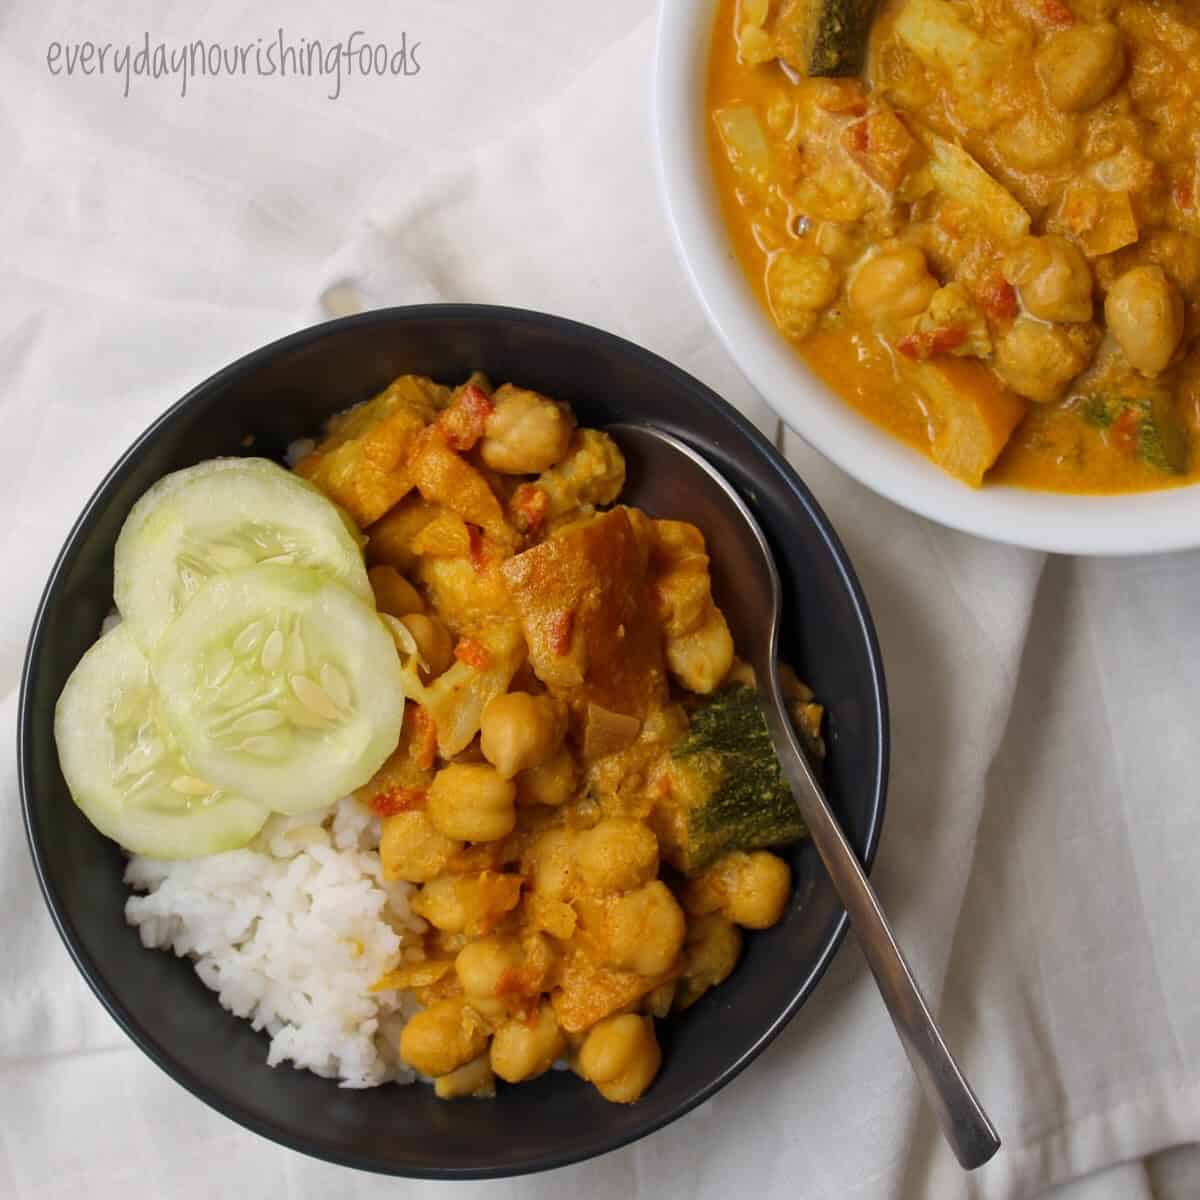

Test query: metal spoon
[609,422,1001,1172]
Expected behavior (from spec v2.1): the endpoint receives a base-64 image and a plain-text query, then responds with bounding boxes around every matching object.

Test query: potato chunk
[365,495,441,572]
[551,950,675,1035]
[294,374,444,526]
[502,508,668,717]
[901,358,1026,487]
[408,427,515,548]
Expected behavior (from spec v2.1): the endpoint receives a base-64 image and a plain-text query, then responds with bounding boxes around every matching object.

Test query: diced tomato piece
[546,609,574,656]
[1111,409,1139,454]
[454,637,492,670]
[408,705,437,770]
[896,326,968,360]
[368,787,428,816]
[511,483,549,535]
[982,277,1018,321]
[1041,0,1075,25]
[929,327,969,355]
[436,384,495,451]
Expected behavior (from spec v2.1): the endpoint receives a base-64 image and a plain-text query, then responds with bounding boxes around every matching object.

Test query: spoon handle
[761,670,1001,1171]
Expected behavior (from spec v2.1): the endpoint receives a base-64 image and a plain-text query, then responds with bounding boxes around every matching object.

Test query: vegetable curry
[294,373,822,1102]
[708,0,1200,491]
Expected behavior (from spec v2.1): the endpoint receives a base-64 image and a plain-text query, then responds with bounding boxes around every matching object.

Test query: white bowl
[653,0,1200,556]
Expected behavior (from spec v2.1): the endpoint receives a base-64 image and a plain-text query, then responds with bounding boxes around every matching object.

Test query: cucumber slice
[54,624,270,858]
[153,564,405,815]
[114,457,371,651]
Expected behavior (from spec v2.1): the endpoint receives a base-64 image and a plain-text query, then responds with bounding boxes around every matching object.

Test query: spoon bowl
[610,422,1001,1172]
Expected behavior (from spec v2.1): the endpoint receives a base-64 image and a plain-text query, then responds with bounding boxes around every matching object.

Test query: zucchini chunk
[759,0,882,78]
[658,683,813,874]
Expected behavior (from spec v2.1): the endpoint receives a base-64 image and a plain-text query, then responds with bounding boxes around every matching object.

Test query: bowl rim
[19,303,889,1179]
[653,0,1200,558]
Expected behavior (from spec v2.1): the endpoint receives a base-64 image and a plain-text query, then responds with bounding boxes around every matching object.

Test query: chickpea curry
[708,0,1200,491]
[293,373,823,1103]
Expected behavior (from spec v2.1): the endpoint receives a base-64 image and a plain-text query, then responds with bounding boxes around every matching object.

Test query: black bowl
[18,305,888,1178]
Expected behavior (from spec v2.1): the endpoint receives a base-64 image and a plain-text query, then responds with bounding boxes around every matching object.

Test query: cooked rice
[125,796,424,1088]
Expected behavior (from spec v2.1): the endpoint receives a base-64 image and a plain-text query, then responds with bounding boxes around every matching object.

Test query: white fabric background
[2,2,1198,1197]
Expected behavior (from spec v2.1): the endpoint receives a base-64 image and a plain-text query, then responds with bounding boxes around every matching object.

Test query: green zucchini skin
[668,683,810,874]
[781,0,881,77]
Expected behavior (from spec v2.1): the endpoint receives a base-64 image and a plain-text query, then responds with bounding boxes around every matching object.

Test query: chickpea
[398,998,490,1078]
[455,935,524,997]
[577,1014,661,1104]
[993,318,1098,402]
[664,605,735,695]
[367,565,424,618]
[684,851,791,929]
[427,764,517,842]
[577,818,659,894]
[413,872,522,935]
[379,810,462,883]
[516,746,578,808]
[675,915,743,1011]
[523,828,579,900]
[400,612,454,678]
[1105,266,1185,377]
[599,881,686,976]
[850,246,938,324]
[480,692,566,779]
[728,851,793,929]
[1005,236,1094,324]
[490,1004,567,1083]
[433,1054,496,1100]
[1036,22,1126,113]
[365,496,436,573]
[412,876,470,933]
[479,384,575,474]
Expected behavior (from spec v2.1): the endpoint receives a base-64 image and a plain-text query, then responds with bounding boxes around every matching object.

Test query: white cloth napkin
[2,3,1198,1198]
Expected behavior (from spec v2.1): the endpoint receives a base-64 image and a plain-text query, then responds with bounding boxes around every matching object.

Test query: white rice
[125,796,425,1088]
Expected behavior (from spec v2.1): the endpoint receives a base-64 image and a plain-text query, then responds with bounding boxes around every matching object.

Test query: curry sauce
[707,0,1200,492]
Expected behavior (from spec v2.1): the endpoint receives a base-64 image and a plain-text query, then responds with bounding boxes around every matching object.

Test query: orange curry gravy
[707,0,1200,493]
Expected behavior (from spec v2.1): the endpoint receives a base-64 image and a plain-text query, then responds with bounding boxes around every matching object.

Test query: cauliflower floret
[765,252,840,339]
[510,430,626,533]
[914,283,992,359]
[294,374,446,526]
[993,317,1100,403]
